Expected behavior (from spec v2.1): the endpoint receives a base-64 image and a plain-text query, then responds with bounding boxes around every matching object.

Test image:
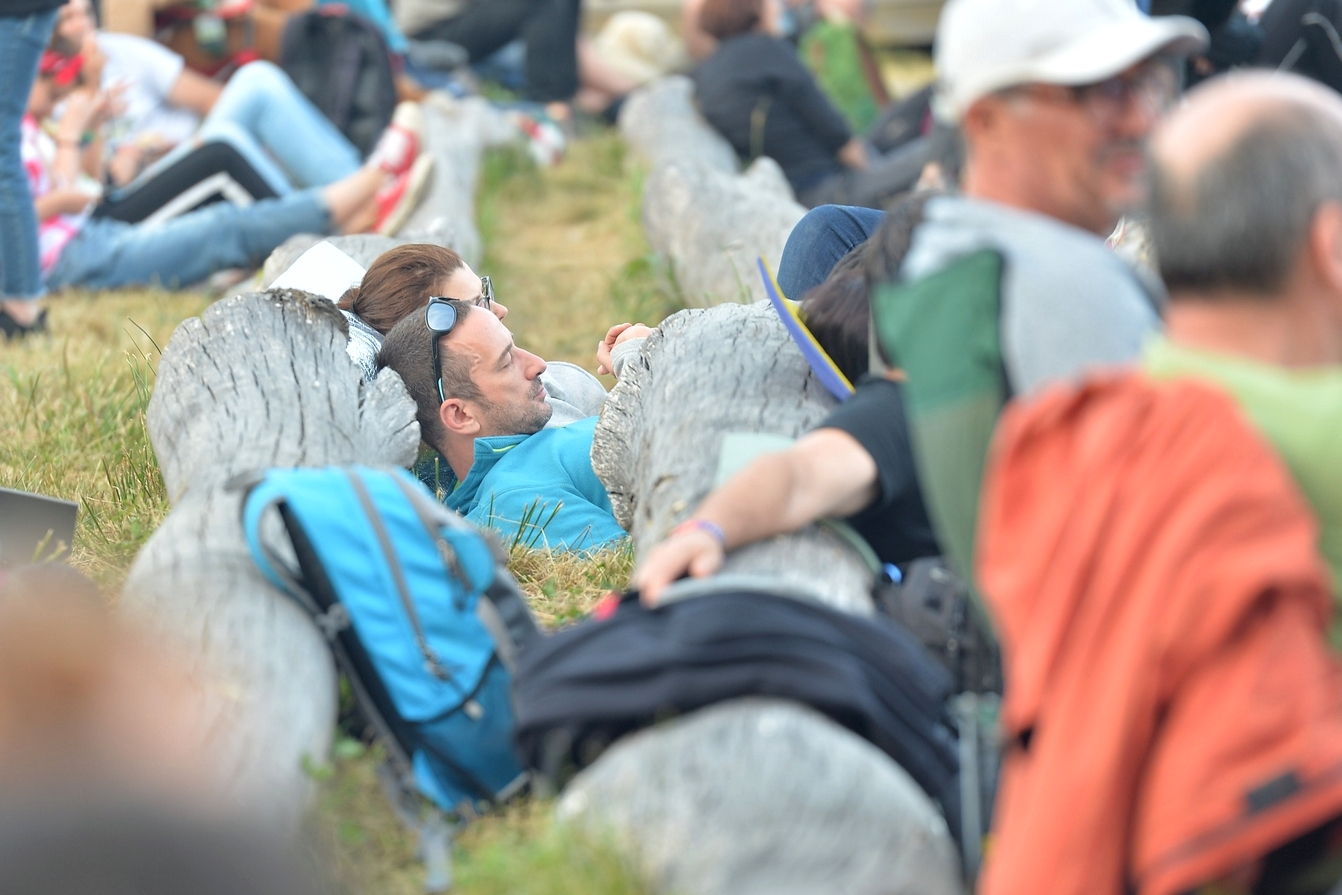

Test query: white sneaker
[367,101,425,178]
[374,152,435,236]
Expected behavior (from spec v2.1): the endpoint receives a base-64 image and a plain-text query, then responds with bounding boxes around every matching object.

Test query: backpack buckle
[316,602,352,639]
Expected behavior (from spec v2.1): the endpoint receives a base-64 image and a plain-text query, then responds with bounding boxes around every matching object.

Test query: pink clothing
[20,114,88,274]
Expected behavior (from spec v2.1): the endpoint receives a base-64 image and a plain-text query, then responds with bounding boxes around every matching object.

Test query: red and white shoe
[367,101,425,178]
[374,152,434,236]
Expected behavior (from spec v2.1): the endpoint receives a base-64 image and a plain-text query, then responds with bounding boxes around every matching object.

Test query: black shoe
[0,307,49,341]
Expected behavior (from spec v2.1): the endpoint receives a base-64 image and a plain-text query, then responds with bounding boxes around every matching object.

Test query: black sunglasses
[425,278,494,403]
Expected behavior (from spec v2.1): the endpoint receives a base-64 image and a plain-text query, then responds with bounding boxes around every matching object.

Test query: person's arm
[166,67,223,116]
[633,427,879,603]
[36,189,96,220]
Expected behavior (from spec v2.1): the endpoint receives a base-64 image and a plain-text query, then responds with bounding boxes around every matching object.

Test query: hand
[80,32,106,87]
[595,322,651,375]
[108,143,145,187]
[633,527,725,605]
[89,81,129,128]
[838,137,869,171]
[56,90,96,143]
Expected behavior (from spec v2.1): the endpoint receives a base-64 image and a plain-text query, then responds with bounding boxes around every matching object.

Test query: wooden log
[121,289,419,827]
[582,303,963,893]
[593,300,872,614]
[620,77,805,307]
[618,75,738,174]
[560,699,964,895]
[642,156,805,306]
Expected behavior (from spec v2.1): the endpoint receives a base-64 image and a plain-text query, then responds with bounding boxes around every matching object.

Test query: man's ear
[438,398,481,437]
[1309,201,1342,295]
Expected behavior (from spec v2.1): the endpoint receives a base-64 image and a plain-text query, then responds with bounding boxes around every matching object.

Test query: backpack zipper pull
[463,699,484,720]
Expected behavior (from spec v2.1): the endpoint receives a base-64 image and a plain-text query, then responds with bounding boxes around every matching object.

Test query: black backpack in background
[280,9,396,158]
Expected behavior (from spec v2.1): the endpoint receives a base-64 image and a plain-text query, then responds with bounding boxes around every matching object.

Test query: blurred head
[54,0,97,49]
[0,565,211,800]
[937,0,1207,234]
[1151,72,1342,305]
[801,269,869,383]
[699,0,772,40]
[27,50,83,119]
[377,304,550,455]
[338,244,508,334]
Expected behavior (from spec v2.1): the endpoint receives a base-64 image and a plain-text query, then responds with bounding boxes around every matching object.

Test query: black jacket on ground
[691,32,852,194]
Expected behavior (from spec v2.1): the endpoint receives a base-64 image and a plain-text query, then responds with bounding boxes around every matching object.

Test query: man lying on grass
[378,297,646,553]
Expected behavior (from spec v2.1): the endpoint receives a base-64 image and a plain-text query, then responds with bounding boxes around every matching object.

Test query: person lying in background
[377,295,647,553]
[974,70,1342,895]
[334,242,628,426]
[691,0,933,209]
[24,49,429,292]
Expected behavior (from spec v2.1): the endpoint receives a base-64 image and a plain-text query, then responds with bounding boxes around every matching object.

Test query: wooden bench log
[583,302,962,892]
[593,300,871,612]
[618,75,738,174]
[121,290,419,827]
[620,77,806,307]
[560,699,963,895]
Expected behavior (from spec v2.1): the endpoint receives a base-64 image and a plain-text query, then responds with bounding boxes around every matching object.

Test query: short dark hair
[699,0,763,40]
[376,301,477,449]
[801,269,870,383]
[1151,104,1342,297]
[864,190,941,288]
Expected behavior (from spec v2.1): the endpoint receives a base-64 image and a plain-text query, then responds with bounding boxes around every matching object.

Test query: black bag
[511,588,962,832]
[280,9,396,158]
[877,557,1003,695]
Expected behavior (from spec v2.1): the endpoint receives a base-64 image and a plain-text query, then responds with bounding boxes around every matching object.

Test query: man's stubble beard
[485,383,553,436]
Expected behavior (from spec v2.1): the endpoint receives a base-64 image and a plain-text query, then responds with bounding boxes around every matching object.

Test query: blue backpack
[239,466,539,821]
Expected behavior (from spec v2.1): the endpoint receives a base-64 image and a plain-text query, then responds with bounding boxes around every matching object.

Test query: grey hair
[376,300,477,450]
[1151,104,1342,297]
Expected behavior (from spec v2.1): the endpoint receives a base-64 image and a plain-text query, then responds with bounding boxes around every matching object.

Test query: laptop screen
[0,487,78,567]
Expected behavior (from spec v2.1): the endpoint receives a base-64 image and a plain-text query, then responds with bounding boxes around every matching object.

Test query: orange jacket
[976,375,1342,895]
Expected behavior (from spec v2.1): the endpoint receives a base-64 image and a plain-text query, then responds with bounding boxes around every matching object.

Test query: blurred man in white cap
[635,0,1208,606]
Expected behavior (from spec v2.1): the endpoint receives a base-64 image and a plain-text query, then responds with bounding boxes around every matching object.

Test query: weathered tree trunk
[594,300,871,613]
[583,302,963,893]
[121,290,419,828]
[619,77,805,307]
[560,700,963,895]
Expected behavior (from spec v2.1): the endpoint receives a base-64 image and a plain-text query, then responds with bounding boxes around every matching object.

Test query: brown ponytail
[338,244,467,335]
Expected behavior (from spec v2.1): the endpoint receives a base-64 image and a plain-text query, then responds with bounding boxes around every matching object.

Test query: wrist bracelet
[673,519,726,549]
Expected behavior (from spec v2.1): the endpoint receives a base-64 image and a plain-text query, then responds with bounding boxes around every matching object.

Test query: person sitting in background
[636,0,1207,603]
[691,0,930,209]
[395,0,581,123]
[974,70,1342,895]
[377,299,646,552]
[334,242,618,425]
[25,49,429,292]
[53,0,425,199]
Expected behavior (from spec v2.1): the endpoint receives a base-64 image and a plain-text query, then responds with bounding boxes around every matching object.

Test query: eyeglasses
[425,278,493,403]
[1012,59,1180,125]
[1069,60,1179,123]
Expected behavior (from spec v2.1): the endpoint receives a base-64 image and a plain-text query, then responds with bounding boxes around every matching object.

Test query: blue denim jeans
[776,204,885,300]
[0,7,59,301]
[198,61,362,191]
[46,188,331,290]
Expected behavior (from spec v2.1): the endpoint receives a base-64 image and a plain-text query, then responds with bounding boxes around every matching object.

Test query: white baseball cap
[934,0,1209,122]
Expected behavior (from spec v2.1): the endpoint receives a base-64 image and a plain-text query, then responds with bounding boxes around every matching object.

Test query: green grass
[0,125,676,892]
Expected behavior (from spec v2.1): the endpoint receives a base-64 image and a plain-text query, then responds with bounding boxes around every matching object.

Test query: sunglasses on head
[425,277,494,403]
